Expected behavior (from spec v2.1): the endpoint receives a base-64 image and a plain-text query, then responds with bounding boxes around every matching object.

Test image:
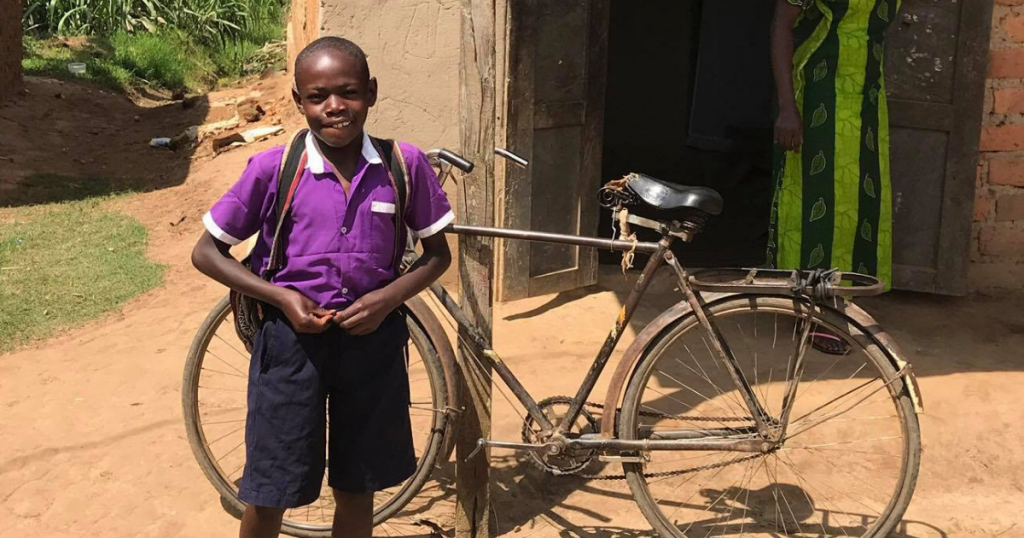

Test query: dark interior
[600,0,777,268]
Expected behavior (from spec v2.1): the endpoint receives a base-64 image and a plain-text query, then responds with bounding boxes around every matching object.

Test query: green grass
[0,195,165,354]
[23,33,216,92]
[23,0,288,46]
[22,0,288,93]
[23,31,283,93]
[109,31,215,90]
[22,36,135,92]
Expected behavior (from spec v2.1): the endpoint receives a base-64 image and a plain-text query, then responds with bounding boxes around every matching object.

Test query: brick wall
[975,0,1024,292]
[0,0,23,101]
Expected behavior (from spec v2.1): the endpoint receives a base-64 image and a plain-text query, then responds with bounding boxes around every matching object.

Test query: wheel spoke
[216,438,246,463]
[198,383,248,391]
[201,366,247,379]
[213,333,252,362]
[699,336,753,415]
[776,451,858,536]
[644,381,746,431]
[204,348,248,378]
[207,424,246,446]
[786,381,893,441]
[684,340,749,417]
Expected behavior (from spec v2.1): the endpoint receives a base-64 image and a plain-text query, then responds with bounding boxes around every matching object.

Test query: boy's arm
[195,147,333,333]
[334,232,451,336]
[192,231,334,334]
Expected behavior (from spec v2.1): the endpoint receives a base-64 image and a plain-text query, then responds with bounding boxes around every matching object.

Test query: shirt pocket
[368,198,398,266]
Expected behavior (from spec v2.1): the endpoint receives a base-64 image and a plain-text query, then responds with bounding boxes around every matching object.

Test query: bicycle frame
[413,222,779,455]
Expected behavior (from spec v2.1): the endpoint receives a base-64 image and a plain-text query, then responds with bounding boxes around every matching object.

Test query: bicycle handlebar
[425,147,529,175]
[435,149,474,173]
[495,147,529,168]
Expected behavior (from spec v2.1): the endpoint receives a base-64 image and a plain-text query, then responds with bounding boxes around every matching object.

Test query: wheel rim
[184,302,451,536]
[623,299,915,538]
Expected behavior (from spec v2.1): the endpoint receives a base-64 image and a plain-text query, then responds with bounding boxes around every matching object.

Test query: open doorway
[498,0,778,300]
[599,0,777,268]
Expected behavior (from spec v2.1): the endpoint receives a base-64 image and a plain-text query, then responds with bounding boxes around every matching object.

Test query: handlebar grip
[437,150,475,173]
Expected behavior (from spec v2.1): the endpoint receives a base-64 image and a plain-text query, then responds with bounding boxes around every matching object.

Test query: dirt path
[2,77,1023,538]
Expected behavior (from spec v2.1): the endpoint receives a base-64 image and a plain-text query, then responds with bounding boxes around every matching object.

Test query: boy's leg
[238,311,329,531]
[326,311,417,533]
[331,490,373,538]
[240,505,286,538]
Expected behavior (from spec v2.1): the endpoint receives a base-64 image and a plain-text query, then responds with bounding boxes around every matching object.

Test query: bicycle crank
[464,438,561,462]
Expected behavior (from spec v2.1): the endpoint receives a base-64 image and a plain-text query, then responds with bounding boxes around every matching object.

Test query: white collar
[304,131,382,174]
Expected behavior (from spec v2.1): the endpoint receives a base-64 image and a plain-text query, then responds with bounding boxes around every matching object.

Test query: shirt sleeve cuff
[412,210,455,239]
[203,212,244,245]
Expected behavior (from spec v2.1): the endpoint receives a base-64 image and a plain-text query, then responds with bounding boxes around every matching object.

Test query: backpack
[230,129,410,351]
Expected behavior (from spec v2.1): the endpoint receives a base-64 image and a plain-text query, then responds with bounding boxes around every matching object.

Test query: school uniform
[203,131,454,508]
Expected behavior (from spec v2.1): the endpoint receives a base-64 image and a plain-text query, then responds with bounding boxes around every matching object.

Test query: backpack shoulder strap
[370,136,409,269]
[276,128,310,219]
[264,128,309,276]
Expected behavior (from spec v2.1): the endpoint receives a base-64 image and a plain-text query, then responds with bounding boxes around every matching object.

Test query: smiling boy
[191,36,454,538]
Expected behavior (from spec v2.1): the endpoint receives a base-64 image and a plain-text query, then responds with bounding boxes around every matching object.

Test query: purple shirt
[203,131,454,309]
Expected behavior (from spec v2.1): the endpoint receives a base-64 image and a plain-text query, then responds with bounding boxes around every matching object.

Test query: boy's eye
[307,93,326,103]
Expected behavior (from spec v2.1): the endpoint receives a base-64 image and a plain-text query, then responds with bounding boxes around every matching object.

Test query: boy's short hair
[294,36,371,84]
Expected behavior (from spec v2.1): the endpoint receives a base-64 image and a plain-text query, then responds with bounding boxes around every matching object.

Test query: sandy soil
[1,76,1022,538]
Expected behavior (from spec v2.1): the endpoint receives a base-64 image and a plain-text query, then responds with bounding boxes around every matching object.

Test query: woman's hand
[775,107,803,152]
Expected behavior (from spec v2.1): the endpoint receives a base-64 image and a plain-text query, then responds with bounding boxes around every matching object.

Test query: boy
[191,36,454,538]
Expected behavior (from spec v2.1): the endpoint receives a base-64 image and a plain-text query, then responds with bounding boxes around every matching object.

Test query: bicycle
[183,147,923,537]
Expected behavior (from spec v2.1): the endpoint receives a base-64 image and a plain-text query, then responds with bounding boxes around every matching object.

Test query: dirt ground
[1,76,1023,538]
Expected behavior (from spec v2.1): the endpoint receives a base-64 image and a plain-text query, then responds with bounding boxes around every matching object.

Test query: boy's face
[292,50,377,149]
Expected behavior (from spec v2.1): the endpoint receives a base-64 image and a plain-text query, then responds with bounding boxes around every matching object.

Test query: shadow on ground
[0,76,210,208]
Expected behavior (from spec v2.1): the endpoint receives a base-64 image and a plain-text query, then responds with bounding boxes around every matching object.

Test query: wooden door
[497,0,609,302]
[886,0,993,294]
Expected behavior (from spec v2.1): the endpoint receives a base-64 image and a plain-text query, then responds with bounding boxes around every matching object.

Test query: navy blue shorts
[237,308,417,509]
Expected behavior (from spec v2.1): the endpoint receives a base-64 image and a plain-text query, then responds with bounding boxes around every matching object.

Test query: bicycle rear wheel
[620,295,920,538]
[182,296,454,537]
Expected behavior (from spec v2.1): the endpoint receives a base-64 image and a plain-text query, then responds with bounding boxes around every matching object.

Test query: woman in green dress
[769,0,899,353]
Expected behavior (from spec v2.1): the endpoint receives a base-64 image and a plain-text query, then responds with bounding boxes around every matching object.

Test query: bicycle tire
[619,295,921,538]
[182,296,452,537]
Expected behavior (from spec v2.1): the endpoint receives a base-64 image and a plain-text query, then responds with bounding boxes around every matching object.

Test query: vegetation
[0,193,165,354]
[21,0,288,93]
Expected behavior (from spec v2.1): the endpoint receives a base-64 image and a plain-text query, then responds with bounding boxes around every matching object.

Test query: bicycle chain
[575,452,767,482]
[523,401,758,481]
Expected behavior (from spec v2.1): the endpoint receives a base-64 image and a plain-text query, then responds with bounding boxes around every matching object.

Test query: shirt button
[340,226,348,234]
[342,287,349,294]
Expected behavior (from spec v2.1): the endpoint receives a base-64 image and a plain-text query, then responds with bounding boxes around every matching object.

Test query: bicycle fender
[598,293,923,438]
[833,301,924,414]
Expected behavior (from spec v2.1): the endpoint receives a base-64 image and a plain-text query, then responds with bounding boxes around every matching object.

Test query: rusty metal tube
[569,437,767,453]
[446,224,660,254]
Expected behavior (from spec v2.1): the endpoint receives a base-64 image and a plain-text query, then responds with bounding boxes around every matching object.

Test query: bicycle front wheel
[620,295,920,538]
[182,296,453,537]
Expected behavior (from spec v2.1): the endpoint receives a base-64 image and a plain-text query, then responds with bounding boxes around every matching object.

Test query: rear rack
[688,268,886,299]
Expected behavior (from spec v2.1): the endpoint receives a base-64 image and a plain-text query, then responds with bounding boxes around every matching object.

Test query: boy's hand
[277,289,335,334]
[333,289,400,336]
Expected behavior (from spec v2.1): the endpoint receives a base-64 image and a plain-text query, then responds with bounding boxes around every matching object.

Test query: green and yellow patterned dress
[769,0,899,288]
